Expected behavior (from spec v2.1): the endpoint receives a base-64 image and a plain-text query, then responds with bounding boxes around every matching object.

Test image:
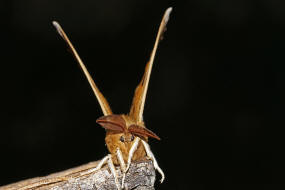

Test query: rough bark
[0,160,155,190]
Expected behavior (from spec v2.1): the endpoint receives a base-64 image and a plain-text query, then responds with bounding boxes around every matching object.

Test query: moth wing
[53,21,112,116]
[129,7,172,122]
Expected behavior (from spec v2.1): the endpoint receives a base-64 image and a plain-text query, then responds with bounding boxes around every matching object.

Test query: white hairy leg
[126,137,140,171]
[80,155,109,176]
[80,154,121,190]
[141,140,165,183]
[107,154,121,190]
[116,148,126,172]
[121,137,140,188]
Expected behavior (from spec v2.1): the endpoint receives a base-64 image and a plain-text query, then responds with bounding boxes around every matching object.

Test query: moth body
[97,114,160,164]
[106,131,147,165]
[53,7,172,189]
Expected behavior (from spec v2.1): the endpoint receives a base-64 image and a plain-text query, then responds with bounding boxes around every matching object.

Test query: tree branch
[0,159,155,190]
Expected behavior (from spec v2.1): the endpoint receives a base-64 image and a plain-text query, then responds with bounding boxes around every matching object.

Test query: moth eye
[130,135,134,141]
[120,136,125,142]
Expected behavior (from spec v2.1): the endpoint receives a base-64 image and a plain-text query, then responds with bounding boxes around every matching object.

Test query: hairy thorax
[105,131,147,165]
[98,114,158,165]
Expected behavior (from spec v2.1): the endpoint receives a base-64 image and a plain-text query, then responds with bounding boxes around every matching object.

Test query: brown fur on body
[103,114,148,165]
[105,132,147,165]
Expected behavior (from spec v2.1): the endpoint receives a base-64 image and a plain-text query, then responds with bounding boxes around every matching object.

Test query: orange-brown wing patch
[129,8,172,123]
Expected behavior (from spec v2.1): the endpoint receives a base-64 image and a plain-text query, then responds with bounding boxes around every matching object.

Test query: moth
[52,7,172,189]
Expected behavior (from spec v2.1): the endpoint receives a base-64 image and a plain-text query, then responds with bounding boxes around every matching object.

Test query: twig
[0,159,155,190]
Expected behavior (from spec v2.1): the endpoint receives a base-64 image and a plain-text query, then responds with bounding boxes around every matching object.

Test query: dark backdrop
[1,0,285,189]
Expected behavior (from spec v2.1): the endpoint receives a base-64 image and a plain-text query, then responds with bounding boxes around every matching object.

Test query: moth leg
[80,155,121,190]
[80,155,109,176]
[121,137,140,188]
[141,140,165,183]
[116,148,126,172]
[107,154,121,190]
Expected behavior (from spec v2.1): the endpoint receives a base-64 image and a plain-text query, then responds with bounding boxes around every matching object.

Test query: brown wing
[52,21,112,116]
[128,125,161,140]
[129,7,172,122]
[96,115,126,132]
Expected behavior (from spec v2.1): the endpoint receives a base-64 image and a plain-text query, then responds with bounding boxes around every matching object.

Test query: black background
[1,0,285,189]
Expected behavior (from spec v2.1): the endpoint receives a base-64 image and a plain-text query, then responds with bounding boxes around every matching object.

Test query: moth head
[96,114,160,141]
